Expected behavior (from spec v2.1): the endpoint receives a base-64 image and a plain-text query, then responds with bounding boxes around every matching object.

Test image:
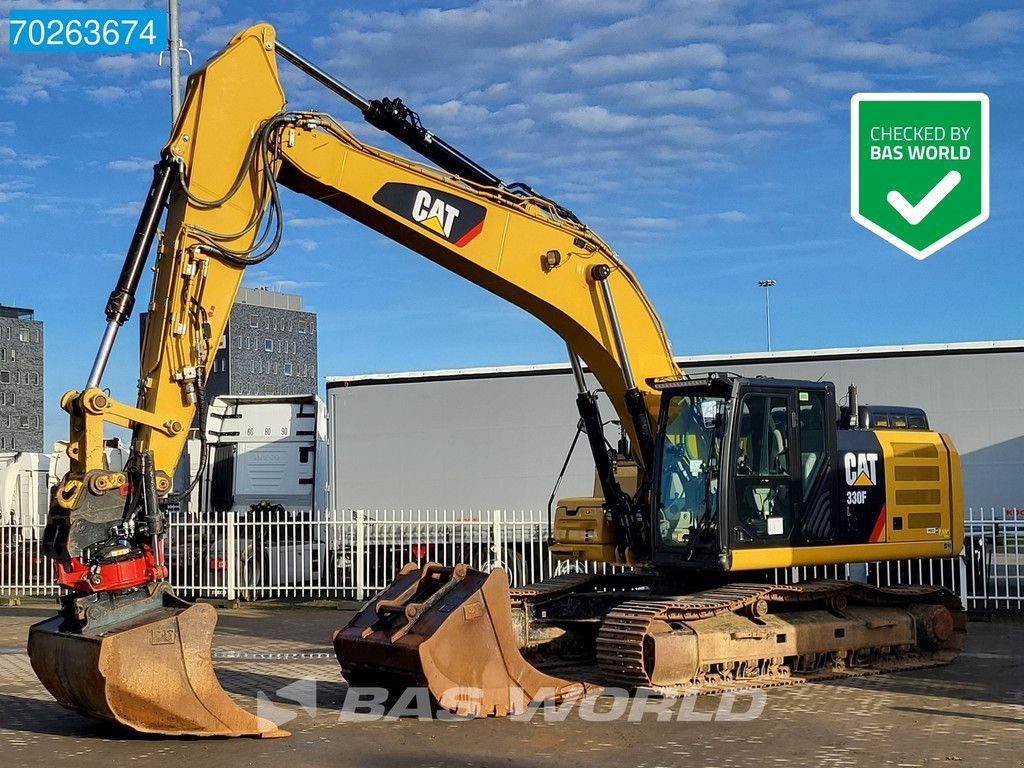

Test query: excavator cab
[648,373,829,568]
[649,373,960,572]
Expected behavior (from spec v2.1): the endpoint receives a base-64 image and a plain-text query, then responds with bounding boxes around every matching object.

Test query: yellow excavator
[29,24,965,735]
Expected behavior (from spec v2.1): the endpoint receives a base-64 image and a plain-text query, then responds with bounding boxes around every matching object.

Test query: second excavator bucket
[334,562,588,717]
[28,590,287,738]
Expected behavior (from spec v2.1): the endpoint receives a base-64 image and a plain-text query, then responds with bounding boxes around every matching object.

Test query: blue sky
[1,0,1022,447]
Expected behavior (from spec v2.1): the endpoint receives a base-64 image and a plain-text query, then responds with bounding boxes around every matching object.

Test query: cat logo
[373,183,486,247]
[843,452,879,487]
[412,189,460,238]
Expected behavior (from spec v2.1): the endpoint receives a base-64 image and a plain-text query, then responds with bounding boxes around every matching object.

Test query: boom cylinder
[591,265,656,471]
[275,40,502,188]
[87,159,175,389]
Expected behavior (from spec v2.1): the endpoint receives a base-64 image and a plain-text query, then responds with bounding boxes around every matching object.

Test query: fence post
[355,509,366,602]
[492,509,504,576]
[957,553,968,610]
[225,510,237,601]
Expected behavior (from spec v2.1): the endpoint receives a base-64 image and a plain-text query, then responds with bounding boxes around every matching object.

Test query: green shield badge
[851,93,989,260]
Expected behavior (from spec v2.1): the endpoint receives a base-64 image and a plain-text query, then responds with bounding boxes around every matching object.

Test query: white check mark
[886,170,961,225]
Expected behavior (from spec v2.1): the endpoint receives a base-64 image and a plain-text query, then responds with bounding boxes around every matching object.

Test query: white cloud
[827,40,943,67]
[803,69,874,91]
[0,122,14,137]
[553,106,642,133]
[141,77,172,91]
[3,65,72,105]
[19,156,48,168]
[107,159,152,171]
[87,86,135,103]
[743,109,818,126]
[599,81,738,110]
[666,88,739,109]
[569,44,728,79]
[0,147,50,168]
[961,10,1023,45]
[178,2,224,37]
[684,210,752,224]
[419,100,492,124]
[0,179,25,204]
[282,238,319,252]
[287,216,340,228]
[105,202,143,216]
[196,19,256,45]
[94,55,146,75]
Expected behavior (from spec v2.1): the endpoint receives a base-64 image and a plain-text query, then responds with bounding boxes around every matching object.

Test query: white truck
[179,394,330,596]
[186,394,328,515]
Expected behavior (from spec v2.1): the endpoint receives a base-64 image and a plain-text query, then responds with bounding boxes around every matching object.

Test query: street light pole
[758,279,776,352]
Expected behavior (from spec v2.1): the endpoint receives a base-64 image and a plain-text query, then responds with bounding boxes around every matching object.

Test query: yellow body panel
[730,540,957,571]
[875,429,959,545]
[549,499,619,563]
[731,429,964,571]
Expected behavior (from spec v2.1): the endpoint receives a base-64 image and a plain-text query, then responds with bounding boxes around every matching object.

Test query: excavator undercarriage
[333,564,966,712]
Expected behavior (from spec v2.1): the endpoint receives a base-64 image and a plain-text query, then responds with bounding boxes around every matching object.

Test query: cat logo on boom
[843,452,879,487]
[373,183,486,247]
[412,190,459,238]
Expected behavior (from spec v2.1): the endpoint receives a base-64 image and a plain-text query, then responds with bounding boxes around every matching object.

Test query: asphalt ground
[1,600,1022,768]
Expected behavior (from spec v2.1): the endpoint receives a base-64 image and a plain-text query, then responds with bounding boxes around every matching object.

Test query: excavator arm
[30,23,680,735]
[47,23,680,586]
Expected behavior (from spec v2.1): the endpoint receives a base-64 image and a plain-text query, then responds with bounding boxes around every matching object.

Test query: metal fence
[2,508,1022,610]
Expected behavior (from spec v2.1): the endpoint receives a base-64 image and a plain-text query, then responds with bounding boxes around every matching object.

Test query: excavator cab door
[726,381,839,551]
[728,388,799,547]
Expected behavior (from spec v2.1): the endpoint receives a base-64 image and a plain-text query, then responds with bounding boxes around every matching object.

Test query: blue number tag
[9,10,167,53]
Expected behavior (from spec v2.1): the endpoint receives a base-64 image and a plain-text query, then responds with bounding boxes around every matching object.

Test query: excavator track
[594,580,966,696]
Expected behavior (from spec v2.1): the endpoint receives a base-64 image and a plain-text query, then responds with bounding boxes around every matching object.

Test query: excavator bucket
[28,598,287,738]
[334,562,588,717]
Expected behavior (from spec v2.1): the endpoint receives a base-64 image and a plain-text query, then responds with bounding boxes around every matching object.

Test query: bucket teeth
[28,601,287,738]
[334,563,588,717]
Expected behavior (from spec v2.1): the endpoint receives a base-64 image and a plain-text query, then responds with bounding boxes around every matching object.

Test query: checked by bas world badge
[851,93,989,260]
